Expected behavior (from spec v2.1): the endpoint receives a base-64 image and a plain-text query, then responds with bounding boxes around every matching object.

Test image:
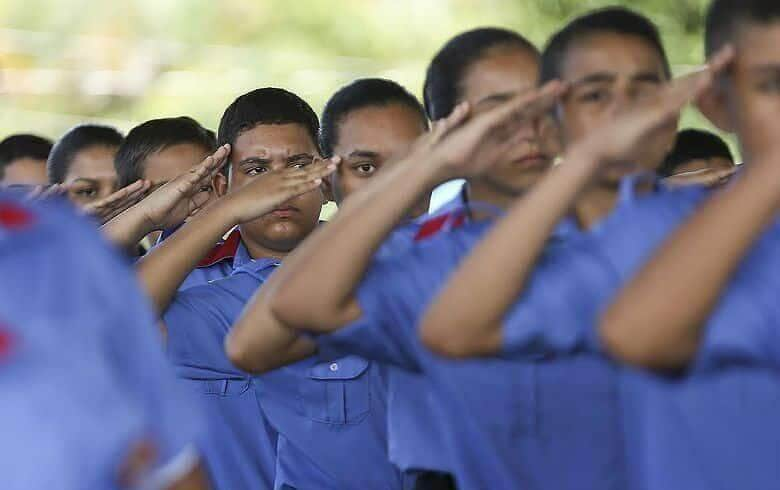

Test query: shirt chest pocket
[200,377,252,396]
[299,357,371,425]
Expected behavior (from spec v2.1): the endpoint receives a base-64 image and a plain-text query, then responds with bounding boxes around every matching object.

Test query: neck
[466,181,525,219]
[242,238,292,262]
[573,185,620,230]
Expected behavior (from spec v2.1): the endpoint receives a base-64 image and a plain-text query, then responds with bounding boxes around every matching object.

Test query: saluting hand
[576,45,735,169]
[80,180,153,225]
[222,156,339,225]
[136,144,230,231]
[421,81,566,181]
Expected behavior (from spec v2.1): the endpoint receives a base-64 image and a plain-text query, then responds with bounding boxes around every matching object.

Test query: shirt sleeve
[315,238,462,371]
[691,234,780,371]
[500,239,619,359]
[163,284,242,378]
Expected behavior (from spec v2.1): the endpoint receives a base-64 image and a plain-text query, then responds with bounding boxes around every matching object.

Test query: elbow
[224,332,270,374]
[599,318,695,371]
[420,319,500,359]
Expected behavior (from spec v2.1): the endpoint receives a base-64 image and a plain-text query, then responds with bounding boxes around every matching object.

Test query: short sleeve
[691,230,780,371]
[315,234,469,371]
[315,257,424,370]
[501,239,619,358]
[163,274,259,378]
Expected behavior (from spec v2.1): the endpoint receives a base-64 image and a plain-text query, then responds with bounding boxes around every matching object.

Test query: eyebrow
[749,64,780,75]
[347,150,380,159]
[571,72,617,89]
[238,157,272,167]
[632,72,663,83]
[476,92,515,107]
[288,153,314,161]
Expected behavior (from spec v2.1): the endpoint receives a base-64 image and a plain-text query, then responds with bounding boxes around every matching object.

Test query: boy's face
[459,46,557,194]
[143,143,216,210]
[331,103,428,210]
[64,145,119,207]
[718,22,780,161]
[557,32,673,184]
[1,158,48,186]
[228,123,323,253]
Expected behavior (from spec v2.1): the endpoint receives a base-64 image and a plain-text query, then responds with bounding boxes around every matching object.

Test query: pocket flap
[308,356,370,380]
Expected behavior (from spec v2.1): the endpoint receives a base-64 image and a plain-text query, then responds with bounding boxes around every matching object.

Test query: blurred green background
[0,0,727,148]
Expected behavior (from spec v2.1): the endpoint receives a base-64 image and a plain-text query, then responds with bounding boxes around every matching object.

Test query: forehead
[459,46,540,102]
[143,143,210,182]
[66,145,118,179]
[733,21,780,68]
[334,103,426,154]
[561,32,667,81]
[232,123,318,160]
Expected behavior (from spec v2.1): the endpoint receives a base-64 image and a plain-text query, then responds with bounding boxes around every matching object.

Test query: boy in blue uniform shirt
[0,193,208,490]
[229,28,562,489]
[597,1,780,487]
[263,9,725,489]
[136,88,402,489]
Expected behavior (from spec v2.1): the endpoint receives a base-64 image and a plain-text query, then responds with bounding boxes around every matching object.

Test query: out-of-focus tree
[0,0,727,153]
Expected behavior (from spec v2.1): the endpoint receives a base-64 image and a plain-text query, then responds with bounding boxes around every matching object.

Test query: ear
[697,81,734,133]
[212,172,228,198]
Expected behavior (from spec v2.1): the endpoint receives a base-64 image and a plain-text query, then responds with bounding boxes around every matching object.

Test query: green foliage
[0,0,734,155]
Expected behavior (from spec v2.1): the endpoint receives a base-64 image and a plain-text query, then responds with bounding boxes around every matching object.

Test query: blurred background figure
[660,128,736,188]
[0,134,52,187]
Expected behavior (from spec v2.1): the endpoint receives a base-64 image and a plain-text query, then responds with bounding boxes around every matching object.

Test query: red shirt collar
[197,229,242,268]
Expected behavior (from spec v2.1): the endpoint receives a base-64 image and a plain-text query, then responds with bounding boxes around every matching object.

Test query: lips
[270,206,300,218]
[510,153,549,169]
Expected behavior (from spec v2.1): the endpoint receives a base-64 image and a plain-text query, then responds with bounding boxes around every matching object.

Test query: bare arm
[420,50,734,358]
[599,156,780,370]
[269,84,564,335]
[137,148,336,316]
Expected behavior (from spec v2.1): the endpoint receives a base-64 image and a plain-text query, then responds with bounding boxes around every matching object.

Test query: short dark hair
[47,124,124,184]
[319,78,428,158]
[659,129,734,177]
[705,0,780,57]
[0,134,53,180]
[423,28,539,121]
[541,7,671,84]
[218,88,319,152]
[115,116,217,187]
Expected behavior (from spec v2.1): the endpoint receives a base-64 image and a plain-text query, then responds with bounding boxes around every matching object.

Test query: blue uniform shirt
[595,186,780,490]
[0,195,202,490]
[504,185,780,490]
[164,258,402,490]
[315,220,565,489]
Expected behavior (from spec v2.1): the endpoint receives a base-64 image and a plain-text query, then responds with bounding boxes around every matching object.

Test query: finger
[707,44,735,77]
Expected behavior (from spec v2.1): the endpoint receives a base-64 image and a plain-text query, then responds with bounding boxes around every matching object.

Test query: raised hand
[576,45,736,168]
[135,144,230,231]
[81,180,152,225]
[224,157,339,224]
[423,81,567,180]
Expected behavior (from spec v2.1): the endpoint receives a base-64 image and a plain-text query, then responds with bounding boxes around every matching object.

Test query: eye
[354,162,377,176]
[246,166,268,176]
[758,78,780,93]
[75,188,97,198]
[198,185,213,193]
[579,89,609,104]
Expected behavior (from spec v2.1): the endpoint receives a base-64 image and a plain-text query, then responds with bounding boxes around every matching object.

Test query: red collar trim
[413,211,467,242]
[0,202,35,230]
[197,229,242,268]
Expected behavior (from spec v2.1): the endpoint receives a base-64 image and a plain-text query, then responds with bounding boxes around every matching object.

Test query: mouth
[270,206,300,218]
[510,153,549,169]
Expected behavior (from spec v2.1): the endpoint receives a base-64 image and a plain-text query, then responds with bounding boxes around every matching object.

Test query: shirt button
[329,362,339,372]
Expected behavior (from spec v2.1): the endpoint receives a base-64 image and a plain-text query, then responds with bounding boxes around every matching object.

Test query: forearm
[138,201,235,314]
[421,148,601,357]
[272,156,441,331]
[102,205,157,254]
[600,161,780,369]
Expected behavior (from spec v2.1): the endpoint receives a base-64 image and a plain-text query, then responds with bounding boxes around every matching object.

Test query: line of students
[5,0,780,488]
